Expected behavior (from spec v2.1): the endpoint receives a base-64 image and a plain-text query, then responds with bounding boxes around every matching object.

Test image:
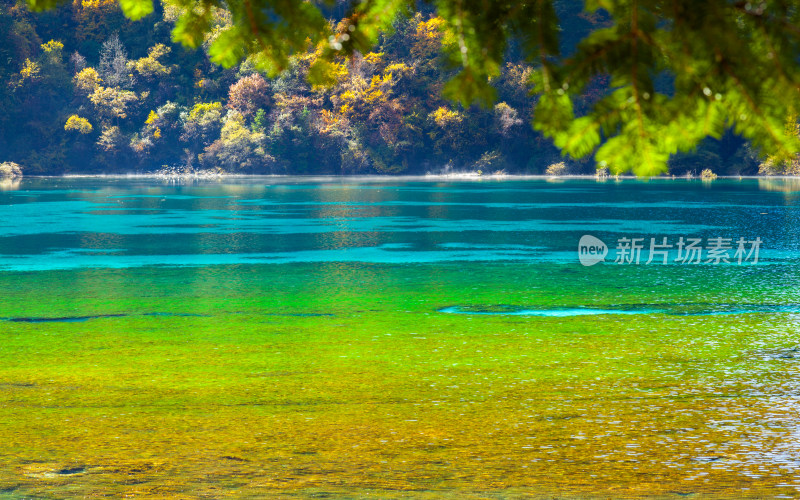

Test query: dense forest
[0,0,782,175]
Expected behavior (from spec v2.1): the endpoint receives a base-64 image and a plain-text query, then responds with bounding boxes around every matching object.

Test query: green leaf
[208,29,246,68]
[559,116,601,158]
[443,70,497,108]
[584,0,614,13]
[172,11,211,49]
[532,92,574,136]
[25,0,65,11]
[596,136,669,177]
[119,0,153,21]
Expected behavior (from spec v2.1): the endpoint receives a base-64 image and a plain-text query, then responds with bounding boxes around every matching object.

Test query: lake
[1,176,800,498]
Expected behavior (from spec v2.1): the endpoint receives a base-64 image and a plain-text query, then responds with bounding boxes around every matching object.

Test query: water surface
[1,177,800,498]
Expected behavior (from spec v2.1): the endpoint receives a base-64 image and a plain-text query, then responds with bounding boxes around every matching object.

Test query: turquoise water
[1,177,798,270]
[3,176,800,498]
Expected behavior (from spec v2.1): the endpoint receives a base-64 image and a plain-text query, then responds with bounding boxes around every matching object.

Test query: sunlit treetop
[25,0,800,175]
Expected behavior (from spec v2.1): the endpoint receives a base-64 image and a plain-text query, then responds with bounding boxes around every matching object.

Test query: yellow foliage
[64,115,93,134]
[319,109,337,124]
[89,86,138,119]
[78,0,116,9]
[372,74,392,89]
[362,73,391,104]
[309,60,348,90]
[153,127,162,139]
[384,63,410,75]
[317,109,343,135]
[412,15,457,58]
[430,106,463,127]
[41,40,64,53]
[20,59,40,81]
[365,89,384,104]
[145,110,158,126]
[74,67,101,93]
[417,17,445,39]
[129,44,171,78]
[336,70,394,117]
[330,62,349,81]
[505,63,533,88]
[363,52,384,66]
[188,102,223,122]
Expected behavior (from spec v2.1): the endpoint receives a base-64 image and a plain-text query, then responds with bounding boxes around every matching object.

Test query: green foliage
[110,0,800,174]
[443,69,497,108]
[756,118,800,175]
[118,0,153,21]
[180,0,330,76]
[202,112,272,172]
[308,59,342,88]
[25,0,63,12]
[5,0,795,175]
[252,109,267,132]
[532,0,800,175]
[181,102,225,152]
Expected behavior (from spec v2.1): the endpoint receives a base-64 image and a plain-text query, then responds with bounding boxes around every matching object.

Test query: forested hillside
[0,0,762,175]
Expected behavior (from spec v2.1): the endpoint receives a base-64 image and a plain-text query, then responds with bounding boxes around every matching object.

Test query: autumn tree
[89,85,138,120]
[7,0,797,175]
[99,33,133,88]
[64,114,93,133]
[24,0,799,175]
[227,73,270,118]
[202,111,272,172]
[128,44,172,80]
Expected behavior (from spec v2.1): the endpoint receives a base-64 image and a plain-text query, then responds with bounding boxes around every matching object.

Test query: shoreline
[13,173,800,181]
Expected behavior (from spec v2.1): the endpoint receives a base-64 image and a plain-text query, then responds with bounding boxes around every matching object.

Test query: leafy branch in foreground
[23,0,800,175]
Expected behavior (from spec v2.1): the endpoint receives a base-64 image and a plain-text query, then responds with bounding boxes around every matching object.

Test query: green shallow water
[1,177,800,498]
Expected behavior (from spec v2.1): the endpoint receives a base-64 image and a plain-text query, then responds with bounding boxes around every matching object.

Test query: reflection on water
[1,177,800,271]
[0,178,20,191]
[0,178,799,498]
[758,177,800,193]
[440,303,800,316]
